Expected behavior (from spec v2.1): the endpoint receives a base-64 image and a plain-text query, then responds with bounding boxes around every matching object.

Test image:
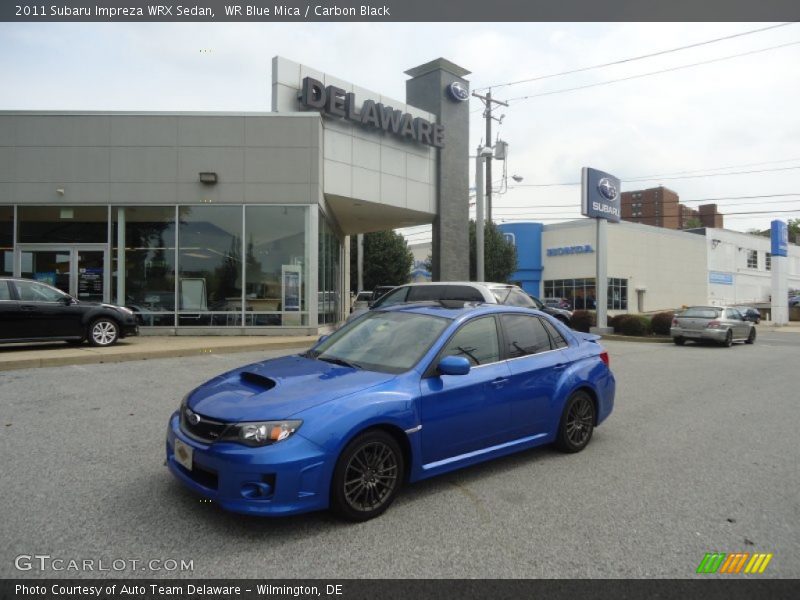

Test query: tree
[789,218,800,243]
[468,220,517,283]
[684,217,703,229]
[349,230,414,293]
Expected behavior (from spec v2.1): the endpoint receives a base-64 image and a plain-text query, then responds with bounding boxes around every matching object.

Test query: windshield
[309,311,449,373]
[371,286,409,309]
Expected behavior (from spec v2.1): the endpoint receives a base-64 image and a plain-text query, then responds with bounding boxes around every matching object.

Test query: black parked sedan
[0,277,139,347]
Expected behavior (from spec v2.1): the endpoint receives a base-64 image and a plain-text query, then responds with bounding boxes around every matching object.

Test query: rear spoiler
[574,332,601,343]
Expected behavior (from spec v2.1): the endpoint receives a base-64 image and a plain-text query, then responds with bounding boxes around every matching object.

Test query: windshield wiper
[317,355,362,369]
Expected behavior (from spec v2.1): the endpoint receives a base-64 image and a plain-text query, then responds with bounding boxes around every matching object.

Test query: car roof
[388,281,511,288]
[378,301,541,320]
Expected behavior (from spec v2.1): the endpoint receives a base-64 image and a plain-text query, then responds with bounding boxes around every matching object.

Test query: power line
[504,39,800,104]
[495,208,800,220]
[474,23,795,92]
[492,194,800,212]
[509,164,800,187]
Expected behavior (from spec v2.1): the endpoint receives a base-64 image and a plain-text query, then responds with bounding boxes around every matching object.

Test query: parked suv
[0,277,139,347]
[346,281,538,323]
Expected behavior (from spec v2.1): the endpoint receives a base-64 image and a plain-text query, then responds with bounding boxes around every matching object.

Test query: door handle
[490,377,509,387]
[20,305,37,311]
[554,363,568,370]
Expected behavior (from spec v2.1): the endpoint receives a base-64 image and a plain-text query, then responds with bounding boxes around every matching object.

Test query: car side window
[500,314,553,358]
[0,281,11,301]
[14,281,64,303]
[541,319,569,349]
[726,309,741,321]
[440,316,500,366]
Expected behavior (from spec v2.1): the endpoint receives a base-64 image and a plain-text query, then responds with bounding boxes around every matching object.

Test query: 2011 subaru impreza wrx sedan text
[166,303,615,521]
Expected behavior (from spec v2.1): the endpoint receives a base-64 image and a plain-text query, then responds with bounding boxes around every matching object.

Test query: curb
[0,339,313,372]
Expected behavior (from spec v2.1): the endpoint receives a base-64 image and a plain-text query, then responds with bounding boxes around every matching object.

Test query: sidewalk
[0,335,317,372]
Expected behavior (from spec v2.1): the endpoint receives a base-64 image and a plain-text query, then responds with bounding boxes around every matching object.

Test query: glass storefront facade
[2,204,339,329]
[544,277,628,311]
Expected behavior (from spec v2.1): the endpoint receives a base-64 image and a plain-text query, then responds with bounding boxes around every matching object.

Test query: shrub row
[569,310,675,336]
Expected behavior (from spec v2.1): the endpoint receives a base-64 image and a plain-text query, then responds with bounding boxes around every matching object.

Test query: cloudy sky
[2,21,798,243]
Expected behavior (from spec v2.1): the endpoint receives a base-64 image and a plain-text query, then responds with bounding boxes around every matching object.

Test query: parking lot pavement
[1,334,798,579]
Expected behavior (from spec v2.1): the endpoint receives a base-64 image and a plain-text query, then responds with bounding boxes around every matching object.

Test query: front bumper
[121,323,139,338]
[165,412,331,516]
[671,326,727,342]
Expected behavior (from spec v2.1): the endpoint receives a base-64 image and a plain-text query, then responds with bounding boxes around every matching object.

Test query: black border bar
[2,580,800,600]
[2,1,800,22]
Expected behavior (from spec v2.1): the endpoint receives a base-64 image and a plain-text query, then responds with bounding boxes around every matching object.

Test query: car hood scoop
[239,371,277,390]
[187,355,396,422]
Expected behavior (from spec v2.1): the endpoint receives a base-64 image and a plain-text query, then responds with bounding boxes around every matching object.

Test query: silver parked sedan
[671,306,756,347]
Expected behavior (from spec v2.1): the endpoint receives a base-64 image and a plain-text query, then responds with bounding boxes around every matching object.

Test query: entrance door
[16,245,109,302]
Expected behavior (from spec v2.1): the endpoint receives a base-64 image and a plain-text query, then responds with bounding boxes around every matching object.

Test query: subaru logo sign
[186,410,201,426]
[597,178,617,201]
[447,81,469,102]
[581,167,621,222]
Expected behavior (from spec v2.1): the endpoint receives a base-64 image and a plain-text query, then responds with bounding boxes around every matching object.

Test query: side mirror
[317,334,329,344]
[59,295,73,305]
[438,355,471,376]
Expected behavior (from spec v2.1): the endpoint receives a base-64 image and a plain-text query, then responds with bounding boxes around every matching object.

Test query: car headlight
[223,420,303,447]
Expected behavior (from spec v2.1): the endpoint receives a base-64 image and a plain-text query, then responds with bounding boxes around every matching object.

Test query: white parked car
[345,281,536,324]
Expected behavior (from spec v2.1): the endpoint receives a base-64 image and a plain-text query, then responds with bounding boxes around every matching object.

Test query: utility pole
[472,89,508,224]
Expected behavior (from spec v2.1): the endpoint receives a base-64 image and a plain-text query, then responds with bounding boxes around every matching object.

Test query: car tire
[723,329,733,348]
[330,429,404,522]
[673,337,685,346]
[746,328,756,344]
[87,318,119,347]
[555,390,596,453]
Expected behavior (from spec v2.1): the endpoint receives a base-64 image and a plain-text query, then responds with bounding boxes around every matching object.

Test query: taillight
[599,351,609,367]
[671,317,678,326]
[707,320,721,329]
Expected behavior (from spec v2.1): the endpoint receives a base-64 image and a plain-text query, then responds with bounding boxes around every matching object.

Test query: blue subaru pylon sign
[771,220,788,257]
[581,167,621,222]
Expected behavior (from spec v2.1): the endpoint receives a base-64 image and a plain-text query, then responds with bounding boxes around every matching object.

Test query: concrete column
[591,218,613,334]
[771,257,788,325]
[116,207,125,305]
[357,233,364,291]
[406,58,471,281]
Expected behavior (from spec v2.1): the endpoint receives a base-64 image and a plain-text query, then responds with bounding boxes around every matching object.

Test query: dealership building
[0,56,470,334]
[500,220,800,314]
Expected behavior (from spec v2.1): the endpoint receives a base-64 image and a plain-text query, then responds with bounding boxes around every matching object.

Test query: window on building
[318,212,342,326]
[176,206,243,326]
[0,206,12,276]
[245,206,308,327]
[18,205,108,244]
[746,249,758,269]
[766,252,772,271]
[543,278,625,310]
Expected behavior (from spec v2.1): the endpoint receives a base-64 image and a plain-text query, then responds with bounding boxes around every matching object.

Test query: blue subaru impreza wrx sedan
[166,303,615,521]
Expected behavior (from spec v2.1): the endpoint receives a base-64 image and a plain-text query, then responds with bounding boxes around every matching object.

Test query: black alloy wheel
[555,390,596,453]
[673,336,685,346]
[723,329,733,348]
[746,328,756,344]
[331,430,404,521]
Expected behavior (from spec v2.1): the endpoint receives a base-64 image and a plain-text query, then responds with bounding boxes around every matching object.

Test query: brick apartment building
[621,186,723,229]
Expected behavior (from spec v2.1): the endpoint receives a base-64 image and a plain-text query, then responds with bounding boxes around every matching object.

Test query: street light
[475,145,494,282]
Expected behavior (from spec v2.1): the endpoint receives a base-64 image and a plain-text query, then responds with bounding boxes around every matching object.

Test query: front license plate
[174,437,193,471]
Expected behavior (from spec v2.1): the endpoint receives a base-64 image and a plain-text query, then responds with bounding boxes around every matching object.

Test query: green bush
[612,314,652,336]
[650,311,675,335]
[571,310,596,333]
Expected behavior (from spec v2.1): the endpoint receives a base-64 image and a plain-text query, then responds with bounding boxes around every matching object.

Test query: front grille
[180,406,228,443]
